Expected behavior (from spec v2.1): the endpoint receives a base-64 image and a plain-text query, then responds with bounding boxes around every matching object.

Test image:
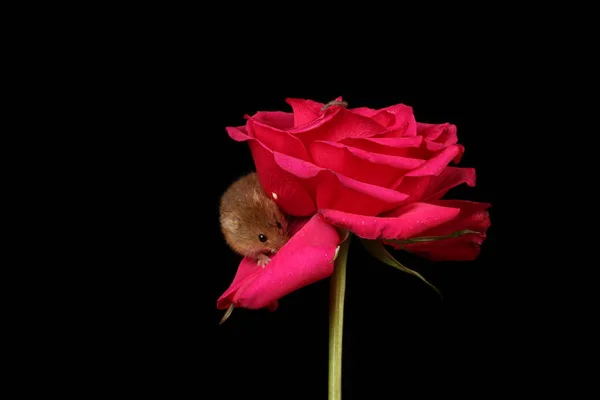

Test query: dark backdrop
[31,10,579,399]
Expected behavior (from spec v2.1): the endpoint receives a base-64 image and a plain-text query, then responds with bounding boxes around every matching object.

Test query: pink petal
[250,111,295,130]
[403,145,463,177]
[417,122,457,143]
[422,167,476,201]
[310,140,423,188]
[272,151,409,216]
[339,136,423,158]
[381,140,462,166]
[285,98,323,127]
[349,107,379,117]
[370,110,395,127]
[226,125,252,141]
[374,105,417,138]
[349,104,415,131]
[240,97,372,146]
[392,175,434,205]
[386,200,491,261]
[419,123,459,153]
[217,214,342,310]
[313,170,408,216]
[217,259,266,310]
[272,150,322,179]
[295,107,387,143]
[390,164,477,208]
[380,104,417,131]
[319,202,461,240]
[436,125,459,147]
[236,103,335,144]
[248,118,311,161]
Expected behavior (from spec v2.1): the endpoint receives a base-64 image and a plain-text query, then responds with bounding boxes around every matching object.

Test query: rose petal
[248,118,311,161]
[380,104,416,130]
[314,171,408,216]
[350,104,415,131]
[435,125,459,147]
[250,111,295,130]
[392,158,473,204]
[392,175,434,205]
[403,145,464,177]
[370,110,395,127]
[419,123,460,153]
[339,136,423,158]
[238,103,335,145]
[285,98,323,127]
[241,97,381,145]
[386,200,491,261]
[348,107,378,118]
[374,105,417,138]
[319,202,461,240]
[383,139,462,165]
[295,107,387,143]
[217,259,265,310]
[217,214,342,310]
[226,125,252,141]
[310,141,424,188]
[424,139,462,154]
[417,122,457,143]
[272,152,409,216]
[422,166,476,201]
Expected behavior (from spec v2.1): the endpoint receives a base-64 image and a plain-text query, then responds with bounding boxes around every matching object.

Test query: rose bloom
[218,97,491,311]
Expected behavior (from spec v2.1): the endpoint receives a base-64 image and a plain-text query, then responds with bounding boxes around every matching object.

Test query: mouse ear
[252,189,263,203]
[221,213,240,232]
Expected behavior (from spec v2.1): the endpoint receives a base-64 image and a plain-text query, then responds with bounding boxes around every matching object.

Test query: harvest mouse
[219,172,290,267]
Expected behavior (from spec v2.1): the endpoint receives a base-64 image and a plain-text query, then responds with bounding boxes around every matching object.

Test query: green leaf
[388,229,482,245]
[359,238,443,299]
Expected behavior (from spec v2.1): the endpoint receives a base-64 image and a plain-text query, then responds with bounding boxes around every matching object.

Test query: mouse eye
[258,234,267,242]
[276,221,282,229]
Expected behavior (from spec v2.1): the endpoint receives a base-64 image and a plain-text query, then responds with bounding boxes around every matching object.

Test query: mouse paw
[257,254,271,268]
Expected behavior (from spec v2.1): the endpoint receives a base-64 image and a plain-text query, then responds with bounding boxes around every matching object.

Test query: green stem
[328,234,351,400]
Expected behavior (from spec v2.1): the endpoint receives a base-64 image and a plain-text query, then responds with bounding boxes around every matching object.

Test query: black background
[23,9,588,398]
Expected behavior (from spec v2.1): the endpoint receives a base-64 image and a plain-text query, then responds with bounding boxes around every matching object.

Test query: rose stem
[328,234,351,400]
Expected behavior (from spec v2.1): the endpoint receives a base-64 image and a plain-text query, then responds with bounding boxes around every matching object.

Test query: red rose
[218,97,491,312]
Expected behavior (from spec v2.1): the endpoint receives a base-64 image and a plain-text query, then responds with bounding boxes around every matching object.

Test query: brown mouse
[219,172,290,267]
